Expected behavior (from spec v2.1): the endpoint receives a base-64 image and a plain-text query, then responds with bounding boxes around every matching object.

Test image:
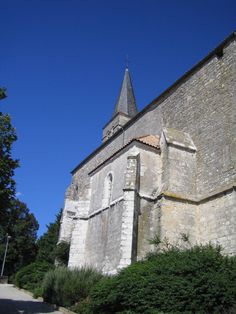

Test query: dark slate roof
[112,68,137,117]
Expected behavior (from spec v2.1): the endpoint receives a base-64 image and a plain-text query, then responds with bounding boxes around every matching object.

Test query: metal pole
[1,234,11,277]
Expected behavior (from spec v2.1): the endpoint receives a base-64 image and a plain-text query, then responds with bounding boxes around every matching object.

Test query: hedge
[90,245,236,313]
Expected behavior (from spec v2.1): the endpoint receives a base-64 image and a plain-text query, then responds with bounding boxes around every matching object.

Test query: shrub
[90,245,236,313]
[33,286,43,298]
[70,297,92,314]
[14,261,53,295]
[42,266,103,308]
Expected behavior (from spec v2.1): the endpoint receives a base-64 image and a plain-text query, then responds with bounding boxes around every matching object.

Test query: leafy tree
[14,210,65,297]
[37,210,62,264]
[0,199,39,275]
[0,112,19,217]
[0,89,39,276]
[0,87,18,229]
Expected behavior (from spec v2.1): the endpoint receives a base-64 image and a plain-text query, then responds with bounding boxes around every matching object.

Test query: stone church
[59,32,236,274]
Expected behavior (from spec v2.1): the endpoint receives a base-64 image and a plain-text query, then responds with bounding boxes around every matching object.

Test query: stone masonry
[59,32,236,273]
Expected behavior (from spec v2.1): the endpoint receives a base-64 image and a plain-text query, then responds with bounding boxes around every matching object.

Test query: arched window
[102,173,113,208]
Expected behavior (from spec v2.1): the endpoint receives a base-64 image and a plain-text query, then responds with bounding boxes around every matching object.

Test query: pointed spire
[112,67,137,118]
[102,67,138,142]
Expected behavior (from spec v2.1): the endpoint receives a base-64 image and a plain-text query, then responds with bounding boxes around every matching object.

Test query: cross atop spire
[112,67,137,118]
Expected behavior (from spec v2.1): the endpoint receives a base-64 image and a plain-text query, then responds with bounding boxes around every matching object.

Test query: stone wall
[198,188,236,255]
[85,201,124,273]
[70,38,236,203]
[60,35,236,270]
[68,218,88,268]
[65,142,161,272]
[137,198,161,260]
[160,128,197,198]
[89,146,130,214]
[160,197,197,246]
[59,199,77,243]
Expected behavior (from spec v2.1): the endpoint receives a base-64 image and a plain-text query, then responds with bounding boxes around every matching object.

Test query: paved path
[0,284,63,314]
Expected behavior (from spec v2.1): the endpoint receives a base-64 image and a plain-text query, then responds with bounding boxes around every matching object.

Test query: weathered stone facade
[59,32,236,273]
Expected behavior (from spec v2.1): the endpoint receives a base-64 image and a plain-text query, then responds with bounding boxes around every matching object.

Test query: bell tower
[102,67,137,142]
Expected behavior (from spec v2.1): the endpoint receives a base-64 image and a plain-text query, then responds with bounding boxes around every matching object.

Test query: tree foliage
[37,210,62,264]
[0,90,39,276]
[0,112,18,216]
[14,210,66,298]
[0,200,39,275]
[15,261,53,294]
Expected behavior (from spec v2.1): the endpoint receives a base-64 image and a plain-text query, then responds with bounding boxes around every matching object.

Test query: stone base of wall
[155,187,236,255]
[198,189,236,255]
[160,196,197,246]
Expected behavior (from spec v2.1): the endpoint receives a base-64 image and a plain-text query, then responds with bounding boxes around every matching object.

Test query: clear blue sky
[1,0,235,236]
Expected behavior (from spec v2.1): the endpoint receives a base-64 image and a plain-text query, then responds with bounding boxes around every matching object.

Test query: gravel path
[0,284,63,314]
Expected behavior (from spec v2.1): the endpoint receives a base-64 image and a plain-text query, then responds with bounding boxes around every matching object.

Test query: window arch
[102,172,113,208]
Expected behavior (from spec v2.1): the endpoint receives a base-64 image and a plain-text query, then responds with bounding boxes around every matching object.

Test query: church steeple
[112,67,137,118]
[102,67,137,142]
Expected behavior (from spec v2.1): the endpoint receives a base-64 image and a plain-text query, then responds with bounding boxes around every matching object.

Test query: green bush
[33,286,43,298]
[14,261,53,295]
[70,297,92,314]
[42,266,103,308]
[90,245,236,313]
